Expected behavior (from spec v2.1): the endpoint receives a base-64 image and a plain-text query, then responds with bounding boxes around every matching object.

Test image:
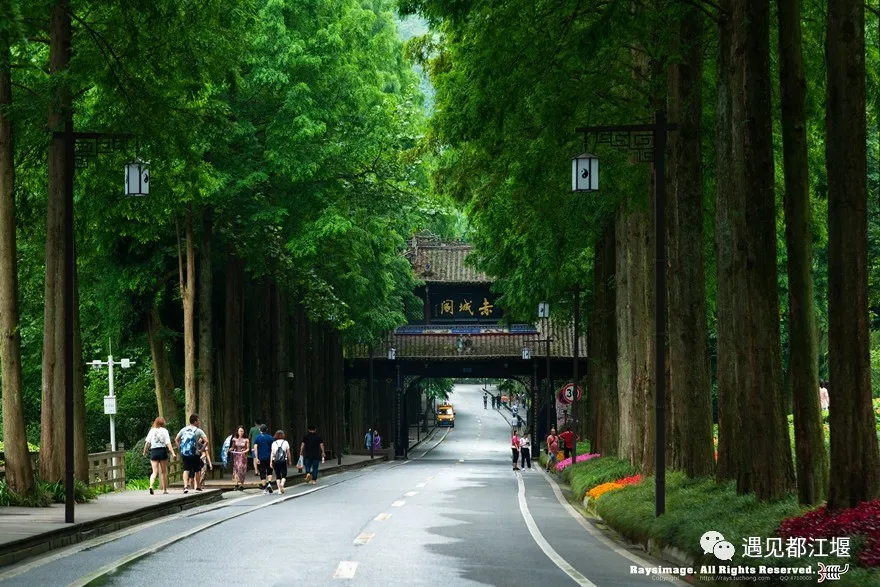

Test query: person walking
[197,437,213,490]
[253,424,275,494]
[511,429,521,471]
[143,417,175,495]
[483,393,488,409]
[559,426,575,460]
[820,381,830,411]
[270,430,291,494]
[175,414,207,494]
[545,428,559,472]
[248,419,261,477]
[372,429,381,451]
[364,429,373,451]
[299,424,325,485]
[519,432,532,469]
[229,426,249,490]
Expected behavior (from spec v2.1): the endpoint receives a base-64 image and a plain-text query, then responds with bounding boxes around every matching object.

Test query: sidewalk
[0,489,221,567]
[173,453,388,489]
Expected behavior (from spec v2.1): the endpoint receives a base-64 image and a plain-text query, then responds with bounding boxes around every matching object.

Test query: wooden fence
[88,444,126,490]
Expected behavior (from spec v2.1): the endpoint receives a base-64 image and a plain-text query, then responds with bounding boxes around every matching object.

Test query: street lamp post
[368,345,374,459]
[527,301,553,459]
[89,352,134,491]
[571,286,580,464]
[53,122,142,523]
[573,110,675,517]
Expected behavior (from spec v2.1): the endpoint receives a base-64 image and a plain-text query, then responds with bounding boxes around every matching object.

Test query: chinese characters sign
[432,294,501,322]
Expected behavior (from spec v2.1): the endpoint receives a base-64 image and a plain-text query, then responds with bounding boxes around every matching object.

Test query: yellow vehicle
[437,403,455,427]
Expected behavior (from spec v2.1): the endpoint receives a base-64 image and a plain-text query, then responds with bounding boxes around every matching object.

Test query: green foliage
[563,457,637,500]
[125,477,152,491]
[0,480,53,507]
[40,479,96,504]
[125,441,152,482]
[421,378,454,400]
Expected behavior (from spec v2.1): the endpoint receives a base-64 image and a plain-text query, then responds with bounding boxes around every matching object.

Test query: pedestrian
[372,429,381,451]
[252,424,275,494]
[511,429,520,471]
[559,426,575,460]
[545,428,559,471]
[299,424,325,485]
[248,419,261,477]
[270,430,291,494]
[820,381,830,411]
[197,437,213,491]
[512,403,519,417]
[175,414,207,494]
[143,417,175,495]
[229,426,249,490]
[483,393,488,409]
[364,429,373,450]
[520,432,532,469]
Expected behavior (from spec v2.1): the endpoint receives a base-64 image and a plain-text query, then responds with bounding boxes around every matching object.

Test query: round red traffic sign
[558,383,583,404]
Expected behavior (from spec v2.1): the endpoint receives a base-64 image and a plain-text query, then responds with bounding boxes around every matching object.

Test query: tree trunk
[293,302,308,441]
[0,30,34,494]
[197,208,214,453]
[666,7,713,478]
[274,288,290,434]
[40,0,72,482]
[714,0,739,482]
[147,304,177,427]
[730,0,795,500]
[825,0,880,509]
[176,207,196,420]
[778,0,828,505]
[222,253,244,437]
[590,220,618,457]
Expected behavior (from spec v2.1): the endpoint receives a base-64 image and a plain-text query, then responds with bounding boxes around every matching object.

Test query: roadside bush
[564,457,638,499]
[0,479,53,507]
[41,479,96,503]
[125,441,151,481]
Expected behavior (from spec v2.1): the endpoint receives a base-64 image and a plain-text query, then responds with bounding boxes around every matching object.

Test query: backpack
[273,441,287,463]
[179,427,198,457]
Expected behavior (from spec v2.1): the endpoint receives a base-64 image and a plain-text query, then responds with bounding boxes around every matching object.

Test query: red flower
[777,499,880,567]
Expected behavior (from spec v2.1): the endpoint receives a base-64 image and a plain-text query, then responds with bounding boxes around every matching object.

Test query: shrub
[555,452,601,472]
[0,479,53,507]
[125,477,151,491]
[125,441,151,481]
[564,457,638,499]
[40,479,96,504]
[778,500,880,568]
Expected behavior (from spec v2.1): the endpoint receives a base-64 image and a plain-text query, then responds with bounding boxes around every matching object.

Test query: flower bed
[555,452,601,472]
[587,481,624,500]
[618,474,642,486]
[777,499,880,567]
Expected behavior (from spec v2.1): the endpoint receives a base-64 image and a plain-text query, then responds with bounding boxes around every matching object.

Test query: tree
[777,0,828,505]
[825,0,880,509]
[0,6,34,494]
[666,5,713,478]
[176,208,196,420]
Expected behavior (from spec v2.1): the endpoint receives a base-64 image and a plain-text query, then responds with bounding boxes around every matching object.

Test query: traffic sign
[557,383,583,404]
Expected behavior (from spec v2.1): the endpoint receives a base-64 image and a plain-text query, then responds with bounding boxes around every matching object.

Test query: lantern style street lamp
[125,160,150,196]
[388,347,396,361]
[571,152,599,192]
[522,347,531,360]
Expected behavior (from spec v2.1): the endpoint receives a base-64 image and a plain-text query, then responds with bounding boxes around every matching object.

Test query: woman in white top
[270,430,292,494]
[142,417,175,494]
[519,432,532,469]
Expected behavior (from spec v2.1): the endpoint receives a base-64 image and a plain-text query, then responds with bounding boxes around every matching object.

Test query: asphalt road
[0,384,685,587]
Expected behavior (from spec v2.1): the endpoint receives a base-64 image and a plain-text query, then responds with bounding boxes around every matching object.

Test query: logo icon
[700,531,736,561]
[817,562,849,583]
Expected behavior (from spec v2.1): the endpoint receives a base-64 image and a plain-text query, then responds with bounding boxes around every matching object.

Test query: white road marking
[374,513,391,521]
[392,500,406,507]
[353,532,375,545]
[405,491,418,497]
[517,473,597,587]
[69,485,326,587]
[416,483,426,488]
[539,469,690,587]
[334,561,359,579]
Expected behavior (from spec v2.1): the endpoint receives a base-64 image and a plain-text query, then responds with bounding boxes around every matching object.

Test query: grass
[580,467,878,586]
[564,456,638,500]
[125,477,151,491]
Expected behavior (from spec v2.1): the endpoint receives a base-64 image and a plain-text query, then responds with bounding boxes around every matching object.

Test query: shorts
[182,454,203,474]
[273,461,288,479]
[548,450,558,463]
[149,447,168,461]
[258,461,272,480]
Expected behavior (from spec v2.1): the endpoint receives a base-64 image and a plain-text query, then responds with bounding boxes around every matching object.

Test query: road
[0,384,684,587]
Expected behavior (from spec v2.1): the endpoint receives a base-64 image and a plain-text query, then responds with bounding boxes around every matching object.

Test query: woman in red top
[558,426,575,460]
[511,430,521,471]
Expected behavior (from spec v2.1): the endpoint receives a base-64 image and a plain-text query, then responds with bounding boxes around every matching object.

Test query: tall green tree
[825,0,880,509]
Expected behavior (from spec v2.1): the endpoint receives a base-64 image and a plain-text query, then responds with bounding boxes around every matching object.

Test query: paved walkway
[187,453,388,489]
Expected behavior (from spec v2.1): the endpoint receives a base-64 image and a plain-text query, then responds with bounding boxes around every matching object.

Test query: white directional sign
[103,396,117,415]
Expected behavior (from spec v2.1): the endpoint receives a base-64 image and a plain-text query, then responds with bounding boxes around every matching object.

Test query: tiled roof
[347,319,587,360]
[408,244,491,284]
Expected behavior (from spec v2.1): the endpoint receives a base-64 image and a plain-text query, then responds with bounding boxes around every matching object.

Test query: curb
[409,426,440,452]
[0,489,222,568]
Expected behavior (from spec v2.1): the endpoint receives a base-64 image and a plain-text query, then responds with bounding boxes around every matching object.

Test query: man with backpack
[175,414,208,494]
[252,424,275,494]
